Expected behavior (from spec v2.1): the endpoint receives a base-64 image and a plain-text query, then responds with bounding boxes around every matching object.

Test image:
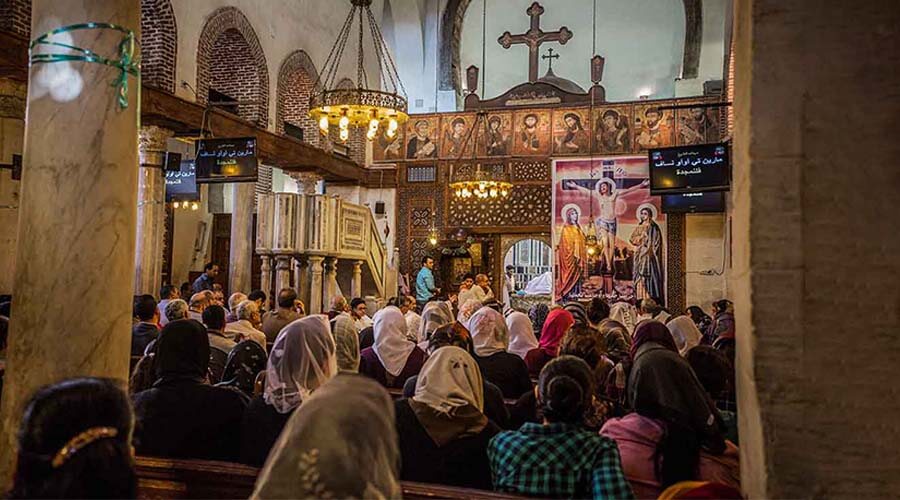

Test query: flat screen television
[195,137,258,183]
[648,142,730,195]
[165,160,199,203]
[661,191,725,213]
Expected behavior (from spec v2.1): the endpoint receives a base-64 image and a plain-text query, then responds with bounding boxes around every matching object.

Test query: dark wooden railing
[135,456,523,499]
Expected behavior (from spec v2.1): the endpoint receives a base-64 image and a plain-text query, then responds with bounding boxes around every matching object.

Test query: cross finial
[542,47,560,72]
[498,2,573,83]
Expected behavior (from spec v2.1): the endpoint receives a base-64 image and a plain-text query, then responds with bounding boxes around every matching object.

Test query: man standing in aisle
[192,262,219,294]
[415,256,439,309]
[502,265,516,307]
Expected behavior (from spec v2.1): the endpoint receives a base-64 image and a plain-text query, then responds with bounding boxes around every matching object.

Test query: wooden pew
[387,387,520,408]
[135,456,523,499]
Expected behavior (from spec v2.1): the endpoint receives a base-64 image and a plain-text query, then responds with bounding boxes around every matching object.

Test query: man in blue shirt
[415,256,439,309]
[192,262,220,294]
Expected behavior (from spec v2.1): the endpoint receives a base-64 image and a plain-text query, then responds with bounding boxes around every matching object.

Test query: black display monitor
[165,160,199,203]
[648,142,730,195]
[661,191,725,213]
[195,137,258,183]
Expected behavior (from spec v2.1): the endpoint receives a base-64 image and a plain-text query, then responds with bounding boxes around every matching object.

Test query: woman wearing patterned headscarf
[528,303,550,340]
[564,302,590,327]
[240,316,338,466]
[394,347,500,489]
[468,308,533,399]
[216,340,268,403]
[251,375,400,499]
[418,300,455,348]
[331,313,361,374]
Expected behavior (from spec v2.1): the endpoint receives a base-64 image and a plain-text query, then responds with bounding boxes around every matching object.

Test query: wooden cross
[542,47,560,72]
[498,2,573,83]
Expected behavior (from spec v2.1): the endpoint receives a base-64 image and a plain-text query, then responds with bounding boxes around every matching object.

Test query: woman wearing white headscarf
[330,313,361,373]
[468,308,533,399]
[359,306,428,388]
[240,315,337,466]
[506,310,539,359]
[417,300,454,348]
[609,302,639,335]
[394,347,500,490]
[456,299,483,329]
[667,315,703,356]
[252,375,400,499]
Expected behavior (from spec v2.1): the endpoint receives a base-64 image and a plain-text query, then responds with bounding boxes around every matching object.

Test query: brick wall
[140,0,176,93]
[209,28,264,124]
[0,0,31,38]
[196,6,269,128]
[276,50,320,147]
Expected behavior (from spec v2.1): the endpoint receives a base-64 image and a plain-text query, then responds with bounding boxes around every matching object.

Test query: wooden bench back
[136,456,523,499]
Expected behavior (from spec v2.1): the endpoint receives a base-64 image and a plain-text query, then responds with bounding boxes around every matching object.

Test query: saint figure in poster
[444,117,468,156]
[407,119,437,159]
[565,178,649,276]
[597,109,630,152]
[630,204,664,304]
[556,112,588,153]
[679,107,718,145]
[636,107,672,150]
[555,204,587,301]
[520,113,541,152]
[485,115,509,156]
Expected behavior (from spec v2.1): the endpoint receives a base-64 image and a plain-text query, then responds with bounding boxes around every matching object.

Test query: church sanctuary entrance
[0,0,897,498]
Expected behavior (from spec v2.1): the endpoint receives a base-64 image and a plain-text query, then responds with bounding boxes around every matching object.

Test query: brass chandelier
[308,0,409,142]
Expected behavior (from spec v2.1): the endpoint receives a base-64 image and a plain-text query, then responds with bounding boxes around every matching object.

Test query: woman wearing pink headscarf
[524,309,575,378]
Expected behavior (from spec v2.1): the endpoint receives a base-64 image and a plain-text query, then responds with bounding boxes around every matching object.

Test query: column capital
[289,171,323,194]
[139,125,175,168]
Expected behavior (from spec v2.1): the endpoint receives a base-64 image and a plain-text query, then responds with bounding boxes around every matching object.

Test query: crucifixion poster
[551,156,666,305]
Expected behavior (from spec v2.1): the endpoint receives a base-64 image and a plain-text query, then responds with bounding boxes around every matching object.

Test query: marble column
[0,0,140,485]
[259,255,272,309]
[307,255,325,314]
[323,256,339,306]
[351,260,364,298]
[0,78,26,295]
[229,182,255,295]
[293,256,309,308]
[134,125,172,295]
[274,255,292,294]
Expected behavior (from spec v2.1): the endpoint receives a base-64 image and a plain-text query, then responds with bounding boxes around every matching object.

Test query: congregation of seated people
[2,266,742,499]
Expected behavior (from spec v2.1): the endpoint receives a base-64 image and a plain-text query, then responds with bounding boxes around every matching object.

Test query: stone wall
[732,0,900,497]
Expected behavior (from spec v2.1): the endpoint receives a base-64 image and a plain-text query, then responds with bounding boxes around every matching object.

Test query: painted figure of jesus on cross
[498,2,573,83]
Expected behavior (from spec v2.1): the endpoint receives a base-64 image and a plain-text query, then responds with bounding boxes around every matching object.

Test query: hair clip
[51,427,119,468]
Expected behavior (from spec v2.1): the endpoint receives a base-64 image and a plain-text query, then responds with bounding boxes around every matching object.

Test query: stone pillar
[307,255,325,314]
[0,0,140,484]
[351,260,364,298]
[289,171,323,195]
[0,78,26,295]
[274,255,292,295]
[259,255,272,309]
[229,182,255,295]
[135,125,172,295]
[323,256,339,306]
[293,256,309,308]
[732,2,900,498]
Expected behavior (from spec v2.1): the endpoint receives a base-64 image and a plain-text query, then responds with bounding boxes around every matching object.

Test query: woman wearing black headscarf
[132,319,246,461]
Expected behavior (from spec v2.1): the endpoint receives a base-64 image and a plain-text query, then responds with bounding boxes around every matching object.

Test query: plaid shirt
[488,422,634,499]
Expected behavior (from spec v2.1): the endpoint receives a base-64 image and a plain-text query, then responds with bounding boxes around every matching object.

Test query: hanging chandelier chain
[357,6,368,89]
[366,6,406,98]
[315,4,357,92]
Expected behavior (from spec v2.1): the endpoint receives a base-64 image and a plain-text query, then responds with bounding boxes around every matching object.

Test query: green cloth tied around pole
[30,22,140,110]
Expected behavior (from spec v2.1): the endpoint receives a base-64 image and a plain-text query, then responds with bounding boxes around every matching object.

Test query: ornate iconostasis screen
[552,157,666,305]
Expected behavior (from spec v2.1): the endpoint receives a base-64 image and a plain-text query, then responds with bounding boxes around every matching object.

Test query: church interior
[0,0,897,498]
